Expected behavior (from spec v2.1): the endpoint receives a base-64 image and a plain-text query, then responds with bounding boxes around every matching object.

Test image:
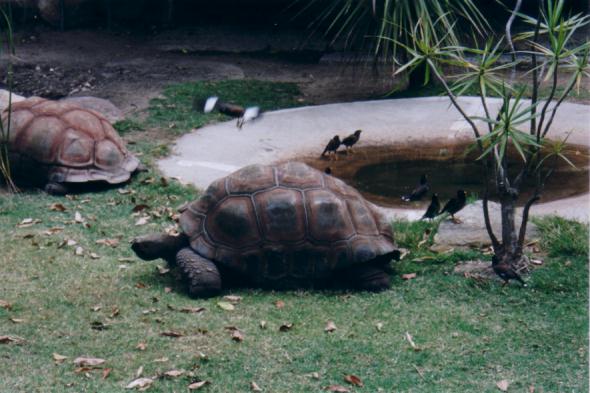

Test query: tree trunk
[499,194,519,263]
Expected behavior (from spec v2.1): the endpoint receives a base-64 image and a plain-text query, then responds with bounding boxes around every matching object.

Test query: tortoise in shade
[2,97,142,195]
[132,162,400,297]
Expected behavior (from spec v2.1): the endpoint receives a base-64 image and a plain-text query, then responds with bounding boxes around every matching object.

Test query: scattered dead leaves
[49,203,67,212]
[274,300,285,309]
[126,377,153,390]
[17,218,41,228]
[73,357,105,367]
[223,295,242,303]
[344,374,363,387]
[496,380,510,392]
[188,380,210,390]
[160,331,184,338]
[136,342,147,351]
[217,301,235,311]
[402,273,417,280]
[279,323,294,332]
[405,332,421,351]
[95,238,120,248]
[0,335,25,344]
[163,369,185,378]
[250,381,262,391]
[52,353,68,363]
[325,321,337,333]
[0,299,12,310]
[324,385,350,392]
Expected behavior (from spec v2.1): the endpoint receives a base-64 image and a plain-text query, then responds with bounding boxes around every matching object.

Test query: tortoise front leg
[45,182,70,196]
[176,248,222,298]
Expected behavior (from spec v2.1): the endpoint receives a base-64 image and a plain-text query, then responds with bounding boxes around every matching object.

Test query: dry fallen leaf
[136,366,144,377]
[73,356,105,367]
[75,246,84,256]
[160,331,184,338]
[344,374,363,387]
[53,353,68,363]
[405,332,420,351]
[164,369,185,378]
[310,372,320,380]
[496,380,510,392]
[89,253,100,260]
[132,204,150,213]
[102,368,112,379]
[259,320,267,329]
[50,203,67,212]
[250,381,262,391]
[125,377,153,390]
[217,301,235,311]
[0,335,25,344]
[95,238,120,248]
[274,300,285,309]
[17,218,41,228]
[324,385,350,392]
[528,385,535,393]
[157,266,170,275]
[231,329,244,342]
[179,306,206,314]
[402,273,417,280]
[376,322,384,332]
[325,321,337,333]
[135,216,150,226]
[136,342,147,351]
[9,318,25,323]
[188,380,210,390]
[66,239,78,246]
[118,189,134,195]
[279,323,293,332]
[0,299,12,310]
[164,287,173,293]
[223,295,242,303]
[74,211,84,223]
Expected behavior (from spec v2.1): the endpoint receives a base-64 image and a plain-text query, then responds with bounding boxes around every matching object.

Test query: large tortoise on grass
[2,97,142,194]
[132,162,399,297]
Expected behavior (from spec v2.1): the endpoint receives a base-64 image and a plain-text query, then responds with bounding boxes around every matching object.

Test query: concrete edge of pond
[158,96,590,223]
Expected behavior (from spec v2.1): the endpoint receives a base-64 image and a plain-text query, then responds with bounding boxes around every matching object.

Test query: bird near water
[321,135,341,160]
[438,189,467,223]
[492,255,527,287]
[421,193,440,220]
[402,174,430,202]
[202,96,261,129]
[341,130,362,153]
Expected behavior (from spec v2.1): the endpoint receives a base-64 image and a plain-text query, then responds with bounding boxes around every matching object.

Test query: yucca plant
[293,0,488,78]
[0,5,16,192]
[393,0,589,271]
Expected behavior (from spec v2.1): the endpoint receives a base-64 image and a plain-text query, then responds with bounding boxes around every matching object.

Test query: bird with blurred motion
[492,255,527,287]
[438,189,467,223]
[341,130,362,153]
[202,96,261,129]
[421,193,440,220]
[321,135,341,160]
[402,174,429,202]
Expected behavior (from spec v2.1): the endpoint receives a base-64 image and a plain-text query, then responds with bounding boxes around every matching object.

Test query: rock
[0,90,26,112]
[61,96,124,123]
[433,200,539,250]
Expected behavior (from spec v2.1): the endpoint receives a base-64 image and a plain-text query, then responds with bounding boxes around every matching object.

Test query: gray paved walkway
[158,97,590,222]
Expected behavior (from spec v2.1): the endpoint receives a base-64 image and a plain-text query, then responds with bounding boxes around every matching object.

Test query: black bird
[203,96,261,129]
[341,130,362,153]
[321,135,341,160]
[402,174,430,202]
[438,189,467,223]
[421,193,440,220]
[492,255,527,287]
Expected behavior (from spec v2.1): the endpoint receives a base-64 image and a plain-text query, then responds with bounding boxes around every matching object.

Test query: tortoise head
[131,233,188,261]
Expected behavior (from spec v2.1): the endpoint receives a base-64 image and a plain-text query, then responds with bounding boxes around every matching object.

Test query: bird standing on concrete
[438,189,467,223]
[402,174,430,202]
[492,255,527,287]
[421,193,440,220]
[203,96,261,129]
[341,130,362,154]
[321,135,341,160]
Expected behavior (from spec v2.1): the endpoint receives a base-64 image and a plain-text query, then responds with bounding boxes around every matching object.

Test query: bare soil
[0,28,401,117]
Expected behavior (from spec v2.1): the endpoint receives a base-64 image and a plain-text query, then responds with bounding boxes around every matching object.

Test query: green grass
[0,80,588,392]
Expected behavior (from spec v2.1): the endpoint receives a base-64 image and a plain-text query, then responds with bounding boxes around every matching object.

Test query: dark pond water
[352,159,589,208]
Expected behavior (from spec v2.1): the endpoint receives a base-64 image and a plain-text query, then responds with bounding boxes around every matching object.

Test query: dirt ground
[0,28,402,117]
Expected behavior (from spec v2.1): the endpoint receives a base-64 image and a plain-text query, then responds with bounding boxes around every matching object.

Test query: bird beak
[203,96,219,113]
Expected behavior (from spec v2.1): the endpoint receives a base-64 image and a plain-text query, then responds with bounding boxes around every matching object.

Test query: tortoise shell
[3,97,140,184]
[179,162,396,284]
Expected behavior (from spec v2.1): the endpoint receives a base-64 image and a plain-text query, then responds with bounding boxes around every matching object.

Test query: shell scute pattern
[4,97,140,184]
[179,163,395,282]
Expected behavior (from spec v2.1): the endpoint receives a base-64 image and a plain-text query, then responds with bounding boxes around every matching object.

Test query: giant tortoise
[132,162,399,297]
[2,97,142,194]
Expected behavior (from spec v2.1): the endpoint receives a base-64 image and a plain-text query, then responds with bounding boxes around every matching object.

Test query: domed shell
[3,97,140,184]
[179,162,395,284]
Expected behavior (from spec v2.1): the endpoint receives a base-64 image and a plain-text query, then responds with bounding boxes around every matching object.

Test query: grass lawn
[0,80,588,392]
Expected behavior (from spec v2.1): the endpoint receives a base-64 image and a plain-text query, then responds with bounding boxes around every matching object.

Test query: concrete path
[158,97,590,222]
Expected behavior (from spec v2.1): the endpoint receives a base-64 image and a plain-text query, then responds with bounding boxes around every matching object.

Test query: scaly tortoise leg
[176,248,222,298]
[45,182,70,195]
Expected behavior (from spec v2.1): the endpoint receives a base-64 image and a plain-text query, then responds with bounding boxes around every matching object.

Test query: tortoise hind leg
[176,248,222,298]
[340,265,391,292]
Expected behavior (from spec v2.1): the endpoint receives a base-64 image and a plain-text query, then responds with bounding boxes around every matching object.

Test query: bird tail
[203,96,218,113]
